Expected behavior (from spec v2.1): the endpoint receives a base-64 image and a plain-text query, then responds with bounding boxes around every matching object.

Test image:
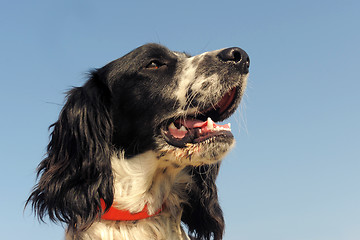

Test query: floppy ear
[182,163,225,240]
[26,71,114,230]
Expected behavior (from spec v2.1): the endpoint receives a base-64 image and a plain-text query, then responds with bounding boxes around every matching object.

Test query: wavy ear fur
[26,72,114,230]
[182,163,225,240]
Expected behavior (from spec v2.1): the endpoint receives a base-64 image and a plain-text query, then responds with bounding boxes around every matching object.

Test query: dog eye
[146,60,164,70]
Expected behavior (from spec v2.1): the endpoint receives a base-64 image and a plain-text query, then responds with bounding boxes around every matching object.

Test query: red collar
[100,199,163,221]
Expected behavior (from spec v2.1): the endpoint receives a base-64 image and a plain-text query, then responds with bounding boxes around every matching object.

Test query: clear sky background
[1,0,359,239]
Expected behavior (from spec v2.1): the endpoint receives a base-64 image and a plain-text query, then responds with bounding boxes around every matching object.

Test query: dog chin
[156,133,235,166]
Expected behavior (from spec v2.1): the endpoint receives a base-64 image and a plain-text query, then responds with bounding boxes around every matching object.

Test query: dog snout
[217,47,250,74]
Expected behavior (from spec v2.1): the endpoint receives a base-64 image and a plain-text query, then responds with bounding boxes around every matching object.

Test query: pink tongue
[180,119,206,128]
[169,118,231,139]
[178,119,229,129]
[168,128,187,139]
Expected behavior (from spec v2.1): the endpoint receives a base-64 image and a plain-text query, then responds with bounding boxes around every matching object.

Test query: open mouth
[161,87,239,147]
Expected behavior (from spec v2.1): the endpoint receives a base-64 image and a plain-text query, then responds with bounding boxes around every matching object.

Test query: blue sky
[1,0,359,239]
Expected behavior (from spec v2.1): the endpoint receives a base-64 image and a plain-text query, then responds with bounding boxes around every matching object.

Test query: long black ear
[26,72,114,230]
[182,163,225,240]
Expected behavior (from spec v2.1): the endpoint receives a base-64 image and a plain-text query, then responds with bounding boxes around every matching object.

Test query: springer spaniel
[27,43,250,240]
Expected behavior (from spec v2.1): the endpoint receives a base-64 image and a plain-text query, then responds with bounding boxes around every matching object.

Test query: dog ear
[182,163,225,240]
[26,71,114,230]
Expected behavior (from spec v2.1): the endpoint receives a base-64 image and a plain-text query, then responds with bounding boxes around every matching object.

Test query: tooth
[179,126,187,132]
[228,123,231,129]
[207,117,214,130]
[169,123,177,130]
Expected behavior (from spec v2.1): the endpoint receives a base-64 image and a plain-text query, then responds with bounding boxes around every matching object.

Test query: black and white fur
[27,43,249,240]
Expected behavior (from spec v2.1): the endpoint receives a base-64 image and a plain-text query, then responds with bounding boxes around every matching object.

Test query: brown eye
[146,60,163,69]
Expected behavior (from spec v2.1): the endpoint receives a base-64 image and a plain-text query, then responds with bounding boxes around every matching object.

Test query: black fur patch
[26,43,249,240]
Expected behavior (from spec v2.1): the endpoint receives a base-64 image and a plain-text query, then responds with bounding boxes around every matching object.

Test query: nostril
[217,48,242,63]
[232,50,241,63]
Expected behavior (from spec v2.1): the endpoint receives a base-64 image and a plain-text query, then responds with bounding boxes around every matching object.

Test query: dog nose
[217,47,250,74]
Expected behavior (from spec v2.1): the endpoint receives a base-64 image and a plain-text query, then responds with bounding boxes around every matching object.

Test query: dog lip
[161,126,234,148]
[159,86,240,148]
[214,87,237,115]
[199,86,240,122]
[161,117,233,148]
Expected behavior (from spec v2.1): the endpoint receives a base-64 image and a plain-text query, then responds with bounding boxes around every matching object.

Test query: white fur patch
[67,151,193,240]
[175,57,200,107]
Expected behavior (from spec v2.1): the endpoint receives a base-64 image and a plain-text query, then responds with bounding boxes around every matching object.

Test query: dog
[27,43,249,240]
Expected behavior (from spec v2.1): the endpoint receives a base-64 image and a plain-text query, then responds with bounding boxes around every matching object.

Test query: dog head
[27,43,249,239]
[107,43,249,161]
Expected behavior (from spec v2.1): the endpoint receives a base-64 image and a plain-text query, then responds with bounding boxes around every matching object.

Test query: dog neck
[110,151,190,214]
[67,151,192,240]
